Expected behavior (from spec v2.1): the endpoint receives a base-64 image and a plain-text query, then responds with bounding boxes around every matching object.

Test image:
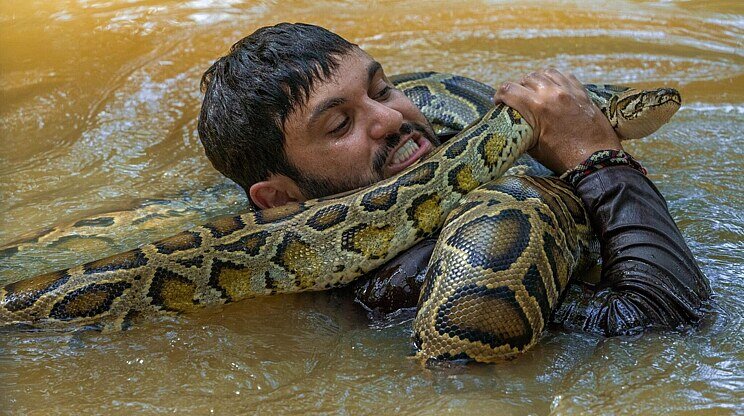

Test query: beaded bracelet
[559,149,648,188]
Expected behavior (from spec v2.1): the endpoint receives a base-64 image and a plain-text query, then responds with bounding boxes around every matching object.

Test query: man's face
[282,49,439,200]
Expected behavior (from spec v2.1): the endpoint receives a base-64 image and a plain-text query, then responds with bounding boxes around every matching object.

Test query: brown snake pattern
[0,73,681,363]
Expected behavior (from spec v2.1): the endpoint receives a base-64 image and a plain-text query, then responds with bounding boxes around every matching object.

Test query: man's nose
[366,99,404,141]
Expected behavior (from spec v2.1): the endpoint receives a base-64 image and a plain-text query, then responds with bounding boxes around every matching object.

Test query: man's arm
[553,165,711,334]
[355,69,711,332]
[494,69,711,334]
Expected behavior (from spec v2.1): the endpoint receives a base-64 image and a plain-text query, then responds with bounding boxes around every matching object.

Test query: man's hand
[493,69,622,174]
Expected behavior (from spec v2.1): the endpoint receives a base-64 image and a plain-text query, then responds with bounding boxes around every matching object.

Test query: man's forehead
[286,50,383,122]
[304,48,382,100]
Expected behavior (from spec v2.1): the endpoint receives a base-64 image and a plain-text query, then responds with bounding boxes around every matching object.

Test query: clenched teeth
[392,139,420,164]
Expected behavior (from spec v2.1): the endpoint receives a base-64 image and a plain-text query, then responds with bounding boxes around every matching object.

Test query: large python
[0,72,681,363]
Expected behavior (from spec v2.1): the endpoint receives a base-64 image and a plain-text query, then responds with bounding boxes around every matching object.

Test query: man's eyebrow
[308,61,384,128]
[309,97,346,127]
[368,60,382,83]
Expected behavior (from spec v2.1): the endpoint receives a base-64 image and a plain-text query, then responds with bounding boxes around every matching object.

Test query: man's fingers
[544,68,571,86]
[545,69,586,94]
[492,81,531,104]
[491,68,621,172]
[542,68,590,101]
[519,71,552,91]
[492,81,538,130]
[565,71,582,85]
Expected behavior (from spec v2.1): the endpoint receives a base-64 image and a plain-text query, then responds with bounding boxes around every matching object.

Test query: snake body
[0,73,681,362]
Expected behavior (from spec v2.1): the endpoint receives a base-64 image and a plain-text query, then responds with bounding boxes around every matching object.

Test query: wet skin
[248,49,439,209]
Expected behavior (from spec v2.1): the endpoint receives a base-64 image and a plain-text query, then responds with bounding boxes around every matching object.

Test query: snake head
[615,87,682,140]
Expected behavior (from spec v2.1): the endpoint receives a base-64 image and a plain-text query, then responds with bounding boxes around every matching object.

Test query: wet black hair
[197,22,356,207]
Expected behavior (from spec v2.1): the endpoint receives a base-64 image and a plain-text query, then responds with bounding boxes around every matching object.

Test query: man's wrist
[559,149,648,188]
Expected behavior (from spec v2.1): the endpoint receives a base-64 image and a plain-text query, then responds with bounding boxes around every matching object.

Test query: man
[198,23,710,336]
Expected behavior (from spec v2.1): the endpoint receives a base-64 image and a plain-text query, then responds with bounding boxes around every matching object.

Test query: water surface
[1,1,742,414]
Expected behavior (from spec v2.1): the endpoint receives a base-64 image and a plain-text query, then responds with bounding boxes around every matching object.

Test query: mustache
[295,122,438,200]
[372,122,429,174]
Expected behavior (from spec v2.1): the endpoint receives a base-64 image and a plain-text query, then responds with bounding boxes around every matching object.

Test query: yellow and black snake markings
[154,231,203,254]
[306,204,349,231]
[341,224,395,260]
[208,259,260,300]
[0,73,680,363]
[83,249,148,274]
[174,255,204,269]
[50,281,134,321]
[272,231,325,289]
[360,185,399,212]
[254,202,307,224]
[406,193,444,237]
[214,231,268,255]
[0,200,209,259]
[391,72,494,137]
[413,176,594,363]
[585,84,681,139]
[361,162,439,212]
[2,270,71,313]
[202,215,246,238]
[148,268,198,313]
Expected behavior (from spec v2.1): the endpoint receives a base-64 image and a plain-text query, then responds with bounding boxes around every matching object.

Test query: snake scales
[0,72,681,363]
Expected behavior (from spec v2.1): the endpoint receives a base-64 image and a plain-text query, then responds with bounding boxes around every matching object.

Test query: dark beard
[296,121,439,200]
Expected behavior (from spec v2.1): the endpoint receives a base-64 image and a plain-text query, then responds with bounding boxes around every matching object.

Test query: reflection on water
[1,0,742,414]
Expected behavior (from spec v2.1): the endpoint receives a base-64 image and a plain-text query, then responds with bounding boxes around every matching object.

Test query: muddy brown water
[1,1,742,414]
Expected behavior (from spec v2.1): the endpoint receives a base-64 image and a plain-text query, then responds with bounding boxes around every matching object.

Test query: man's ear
[249,175,305,210]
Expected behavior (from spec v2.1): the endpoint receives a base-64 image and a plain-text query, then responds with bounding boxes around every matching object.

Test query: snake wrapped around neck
[0,72,681,363]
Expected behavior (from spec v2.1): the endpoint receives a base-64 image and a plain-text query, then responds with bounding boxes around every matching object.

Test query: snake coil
[0,72,681,363]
